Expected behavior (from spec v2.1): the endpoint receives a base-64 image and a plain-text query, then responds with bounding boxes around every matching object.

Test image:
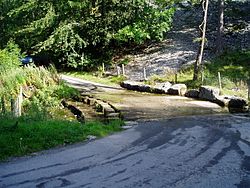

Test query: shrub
[114,7,175,45]
[0,115,123,161]
[54,83,80,99]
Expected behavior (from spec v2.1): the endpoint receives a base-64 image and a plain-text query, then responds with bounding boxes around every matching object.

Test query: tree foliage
[0,0,175,69]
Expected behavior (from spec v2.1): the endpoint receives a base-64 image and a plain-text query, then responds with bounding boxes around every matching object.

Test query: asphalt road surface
[1,114,250,188]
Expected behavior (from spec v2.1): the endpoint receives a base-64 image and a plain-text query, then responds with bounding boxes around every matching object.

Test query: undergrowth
[0,42,124,161]
[148,49,250,98]
[0,115,123,161]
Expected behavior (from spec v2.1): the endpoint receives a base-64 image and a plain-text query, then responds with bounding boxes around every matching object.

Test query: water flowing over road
[61,75,228,120]
[1,115,250,187]
[1,76,250,188]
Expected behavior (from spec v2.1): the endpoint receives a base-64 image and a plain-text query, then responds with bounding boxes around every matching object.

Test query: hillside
[117,1,250,80]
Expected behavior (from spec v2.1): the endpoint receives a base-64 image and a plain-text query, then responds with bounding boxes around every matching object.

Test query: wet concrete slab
[61,75,229,121]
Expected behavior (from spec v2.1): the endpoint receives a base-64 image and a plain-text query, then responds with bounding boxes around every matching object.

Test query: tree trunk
[193,0,209,81]
[216,0,224,55]
[248,80,250,101]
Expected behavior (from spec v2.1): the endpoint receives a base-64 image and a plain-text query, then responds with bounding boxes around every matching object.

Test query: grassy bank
[0,116,123,161]
[0,43,124,162]
[148,50,250,98]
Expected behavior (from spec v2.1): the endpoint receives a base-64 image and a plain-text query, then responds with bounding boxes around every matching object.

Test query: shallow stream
[93,89,229,121]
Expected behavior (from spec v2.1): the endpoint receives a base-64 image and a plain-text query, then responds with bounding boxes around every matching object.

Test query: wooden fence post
[11,87,23,117]
[1,96,6,114]
[201,70,204,85]
[122,64,125,76]
[143,67,147,80]
[218,72,222,91]
[247,80,250,101]
[117,66,121,76]
[102,63,105,73]
[18,87,23,117]
[175,73,178,84]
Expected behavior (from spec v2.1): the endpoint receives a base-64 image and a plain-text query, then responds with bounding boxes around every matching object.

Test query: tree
[193,0,209,81]
[216,0,224,55]
[0,0,175,69]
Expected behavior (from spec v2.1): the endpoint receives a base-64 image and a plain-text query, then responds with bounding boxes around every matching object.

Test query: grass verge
[148,50,250,98]
[0,115,123,161]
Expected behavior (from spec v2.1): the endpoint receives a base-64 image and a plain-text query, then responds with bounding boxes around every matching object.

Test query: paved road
[1,114,250,188]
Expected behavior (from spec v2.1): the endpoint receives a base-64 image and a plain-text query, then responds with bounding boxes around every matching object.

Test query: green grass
[147,67,202,88]
[0,44,126,162]
[148,49,250,98]
[203,50,249,97]
[0,115,123,161]
[62,71,126,86]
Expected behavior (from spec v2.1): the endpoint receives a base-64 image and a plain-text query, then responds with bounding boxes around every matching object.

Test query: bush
[54,83,80,99]
[1,0,175,69]
[114,7,175,45]
[0,115,123,161]
[0,41,21,71]
[0,43,67,116]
